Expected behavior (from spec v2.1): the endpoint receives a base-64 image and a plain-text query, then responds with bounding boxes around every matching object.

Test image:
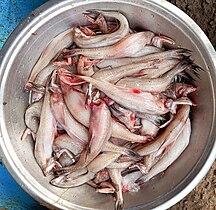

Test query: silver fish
[34,90,58,176]
[26,28,74,89]
[74,10,129,48]
[137,118,191,184]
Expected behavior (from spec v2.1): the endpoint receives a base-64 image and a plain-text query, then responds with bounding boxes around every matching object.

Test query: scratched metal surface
[0,1,49,209]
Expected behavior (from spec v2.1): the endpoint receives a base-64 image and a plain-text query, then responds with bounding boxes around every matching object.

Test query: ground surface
[167,1,216,209]
[168,0,216,49]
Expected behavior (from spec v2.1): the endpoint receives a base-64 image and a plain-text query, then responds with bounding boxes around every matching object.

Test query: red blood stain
[132,88,141,94]
[122,185,129,193]
[130,115,136,122]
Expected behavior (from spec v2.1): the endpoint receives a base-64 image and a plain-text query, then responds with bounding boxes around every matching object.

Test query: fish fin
[125,149,142,161]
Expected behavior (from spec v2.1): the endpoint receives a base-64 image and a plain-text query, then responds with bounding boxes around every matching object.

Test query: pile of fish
[22,10,201,210]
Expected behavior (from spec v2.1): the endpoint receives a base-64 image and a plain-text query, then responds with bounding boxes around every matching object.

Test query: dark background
[168,0,216,49]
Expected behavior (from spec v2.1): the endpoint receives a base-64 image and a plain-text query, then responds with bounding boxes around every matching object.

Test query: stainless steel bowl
[0,0,216,209]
